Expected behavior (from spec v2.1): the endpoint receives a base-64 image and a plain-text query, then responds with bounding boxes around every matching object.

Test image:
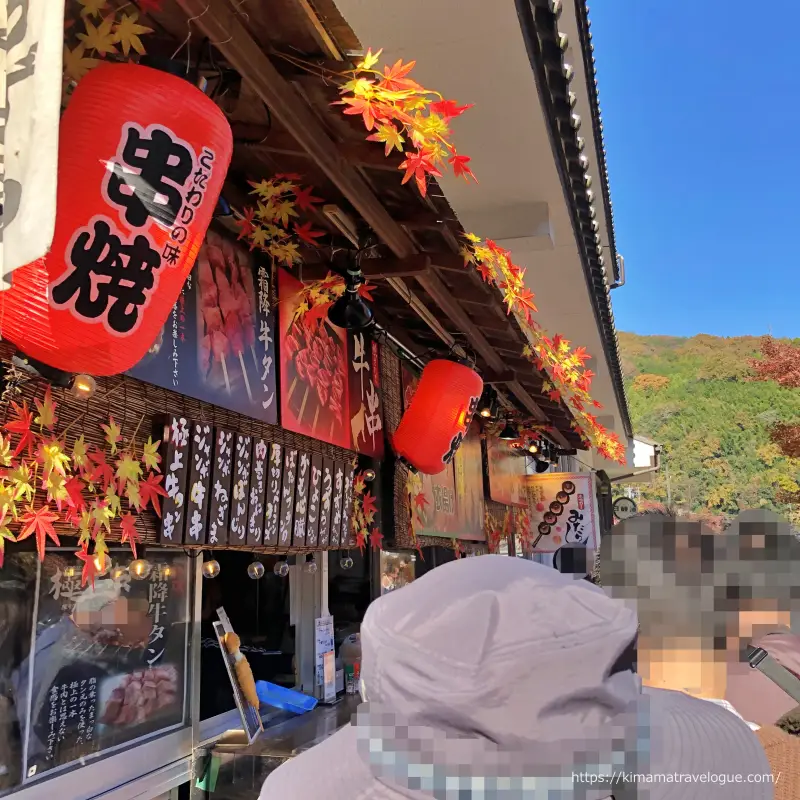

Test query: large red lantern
[392,359,483,475]
[0,63,232,376]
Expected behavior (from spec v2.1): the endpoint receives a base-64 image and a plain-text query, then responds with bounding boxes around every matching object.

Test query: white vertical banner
[1,0,65,286]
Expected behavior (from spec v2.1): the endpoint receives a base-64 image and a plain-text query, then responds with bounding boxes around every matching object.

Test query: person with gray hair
[598,508,800,728]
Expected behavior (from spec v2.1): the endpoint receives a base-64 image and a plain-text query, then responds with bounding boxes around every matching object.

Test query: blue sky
[590,1,800,338]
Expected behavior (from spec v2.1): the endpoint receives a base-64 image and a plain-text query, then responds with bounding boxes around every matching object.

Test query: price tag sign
[613,497,638,521]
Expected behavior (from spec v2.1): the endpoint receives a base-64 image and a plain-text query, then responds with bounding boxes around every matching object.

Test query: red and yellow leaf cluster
[237,176,326,266]
[351,469,382,553]
[63,1,154,86]
[461,233,626,465]
[0,386,164,582]
[337,48,475,197]
[290,272,376,329]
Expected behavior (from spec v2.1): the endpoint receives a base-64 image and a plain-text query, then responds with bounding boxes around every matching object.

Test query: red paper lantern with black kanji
[391,359,483,475]
[0,63,232,376]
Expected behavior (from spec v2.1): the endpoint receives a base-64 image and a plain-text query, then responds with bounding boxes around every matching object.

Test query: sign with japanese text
[330,462,346,548]
[208,429,234,546]
[486,438,527,507]
[127,226,278,423]
[307,454,323,548]
[319,459,335,547]
[340,463,356,547]
[263,443,283,547]
[415,463,459,537]
[25,549,189,781]
[184,422,213,545]
[278,447,298,549]
[523,473,599,555]
[247,439,269,546]
[160,416,191,544]
[348,332,384,457]
[229,435,253,544]
[293,452,311,547]
[453,423,486,541]
[279,269,349,449]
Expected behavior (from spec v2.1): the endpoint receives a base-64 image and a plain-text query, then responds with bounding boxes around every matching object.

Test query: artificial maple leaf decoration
[33,386,58,430]
[88,450,115,492]
[140,473,168,516]
[0,435,12,468]
[0,512,16,569]
[293,186,323,213]
[8,464,34,505]
[414,493,430,511]
[135,0,164,11]
[294,221,325,246]
[38,440,71,478]
[63,44,100,84]
[75,548,100,588]
[361,491,377,523]
[77,16,118,57]
[115,453,142,490]
[369,526,383,550]
[102,416,122,455]
[142,436,162,472]
[5,400,35,457]
[64,476,87,512]
[112,12,152,57]
[18,505,61,562]
[120,512,141,559]
[78,0,108,17]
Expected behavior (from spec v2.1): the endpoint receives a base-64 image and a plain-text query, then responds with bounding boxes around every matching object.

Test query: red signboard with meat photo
[278,269,349,449]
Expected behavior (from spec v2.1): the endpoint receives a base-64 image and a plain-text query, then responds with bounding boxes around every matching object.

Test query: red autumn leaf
[398,150,442,197]
[88,450,115,491]
[75,548,99,588]
[120,512,141,559]
[341,95,386,131]
[358,282,377,302]
[449,152,477,183]
[275,172,304,181]
[18,505,60,562]
[139,472,168,517]
[369,526,383,550]
[294,185,324,212]
[294,221,326,246]
[136,0,164,11]
[65,476,87,512]
[378,58,419,92]
[515,288,538,323]
[548,390,562,403]
[573,346,591,366]
[361,491,377,521]
[414,493,430,511]
[430,99,474,119]
[5,400,36,457]
[592,400,604,409]
[235,207,257,240]
[476,262,494,283]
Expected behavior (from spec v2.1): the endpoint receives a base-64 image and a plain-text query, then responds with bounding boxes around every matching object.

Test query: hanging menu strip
[278,448,298,549]
[330,461,345,549]
[208,429,234,546]
[319,458,334,548]
[306,454,323,548]
[263,442,283,547]
[341,462,356,547]
[160,416,191,545]
[229,434,253,544]
[292,452,311,547]
[247,439,269,546]
[184,422,213,545]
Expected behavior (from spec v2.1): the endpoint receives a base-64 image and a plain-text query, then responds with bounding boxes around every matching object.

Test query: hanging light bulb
[202,559,221,579]
[70,373,97,399]
[64,564,78,579]
[274,560,290,577]
[304,555,318,574]
[111,564,128,581]
[129,558,152,580]
[363,468,376,482]
[528,441,539,454]
[247,561,265,580]
[93,553,111,576]
[340,555,354,570]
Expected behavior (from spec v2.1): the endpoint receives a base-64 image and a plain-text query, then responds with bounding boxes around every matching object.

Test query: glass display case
[379,551,416,596]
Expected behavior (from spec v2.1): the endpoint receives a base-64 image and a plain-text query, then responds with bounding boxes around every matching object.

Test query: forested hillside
[619,332,800,524]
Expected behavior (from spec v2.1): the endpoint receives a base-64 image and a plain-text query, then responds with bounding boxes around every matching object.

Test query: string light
[129,559,152,580]
[248,561,265,580]
[202,559,221,579]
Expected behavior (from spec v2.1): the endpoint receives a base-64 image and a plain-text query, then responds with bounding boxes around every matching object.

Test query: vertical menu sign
[257,262,278,420]
[319,458,334,547]
[184,422,213,544]
[340,463,356,547]
[306,454,323,548]
[278,448,298,549]
[330,462,345,548]
[348,332,384,457]
[160,416,191,544]
[247,439,269,546]
[264,443,283,547]
[229,435,253,544]
[293,452,311,547]
[208,429,234,545]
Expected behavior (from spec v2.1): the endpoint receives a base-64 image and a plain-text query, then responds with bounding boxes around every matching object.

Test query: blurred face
[73,596,152,646]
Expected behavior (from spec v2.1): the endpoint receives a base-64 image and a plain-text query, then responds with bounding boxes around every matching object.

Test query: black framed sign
[330,461,345,549]
[160,416,191,545]
[292,452,311,547]
[184,422,213,545]
[247,438,269,546]
[306,454,323,548]
[208,429,234,546]
[229,434,253,544]
[264,442,283,547]
[319,458,334,548]
[278,448,298,549]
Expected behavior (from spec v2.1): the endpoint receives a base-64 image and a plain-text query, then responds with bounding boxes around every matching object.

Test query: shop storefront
[0,1,633,799]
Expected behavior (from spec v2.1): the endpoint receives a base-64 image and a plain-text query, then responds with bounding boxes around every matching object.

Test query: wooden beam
[175,0,550,425]
[300,254,432,282]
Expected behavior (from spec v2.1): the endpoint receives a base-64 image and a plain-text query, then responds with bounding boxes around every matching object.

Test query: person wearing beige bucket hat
[259,556,775,799]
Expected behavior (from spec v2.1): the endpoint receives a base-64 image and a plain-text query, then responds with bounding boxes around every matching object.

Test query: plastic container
[255,680,318,714]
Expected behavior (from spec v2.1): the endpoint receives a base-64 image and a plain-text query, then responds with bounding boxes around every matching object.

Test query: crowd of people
[259,508,800,799]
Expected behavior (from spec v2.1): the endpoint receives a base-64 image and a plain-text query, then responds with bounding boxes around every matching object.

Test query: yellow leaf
[0,435,12,468]
[0,483,17,519]
[46,473,69,506]
[40,441,70,477]
[464,233,482,243]
[8,464,34,504]
[272,201,298,228]
[275,181,298,194]
[77,511,92,548]
[78,0,108,17]
[112,12,152,57]
[72,435,89,470]
[248,179,281,200]
[142,437,161,472]
[77,16,118,57]
[63,45,99,83]
[115,454,142,486]
[101,416,122,455]
[250,226,272,250]
[368,123,405,156]
[105,486,122,517]
[341,77,374,97]
[126,480,142,510]
[357,47,383,71]
[92,501,114,534]
[34,387,58,430]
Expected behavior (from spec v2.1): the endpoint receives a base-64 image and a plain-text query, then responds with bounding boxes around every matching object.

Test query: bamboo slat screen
[0,343,356,555]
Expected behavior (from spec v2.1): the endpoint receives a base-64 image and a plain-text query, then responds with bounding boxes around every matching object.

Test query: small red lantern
[392,359,483,475]
[0,63,232,376]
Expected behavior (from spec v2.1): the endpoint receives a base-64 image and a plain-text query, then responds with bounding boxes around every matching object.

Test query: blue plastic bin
[255,680,318,715]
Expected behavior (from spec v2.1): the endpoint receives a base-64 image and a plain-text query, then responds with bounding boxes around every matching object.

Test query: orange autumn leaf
[120,512,141,559]
[18,505,61,562]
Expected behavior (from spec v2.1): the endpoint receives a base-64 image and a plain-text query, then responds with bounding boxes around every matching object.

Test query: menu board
[127,227,279,425]
[208,429,234,546]
[348,331,384,457]
[330,462,345,548]
[278,448,298,549]
[306,455,323,548]
[319,459,334,547]
[24,549,189,782]
[264,443,283,547]
[293,452,311,547]
[452,423,486,541]
[340,463,356,547]
[486,438,526,507]
[185,422,213,545]
[523,473,599,555]
[247,439,269,546]
[160,416,191,544]
[278,269,385,455]
[229,435,253,545]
